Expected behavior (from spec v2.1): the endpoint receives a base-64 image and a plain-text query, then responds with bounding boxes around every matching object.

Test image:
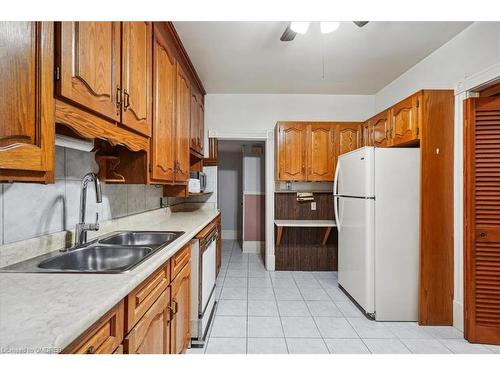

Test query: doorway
[217,140,266,260]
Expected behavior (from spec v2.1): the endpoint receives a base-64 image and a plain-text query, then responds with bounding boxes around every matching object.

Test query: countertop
[0,205,219,353]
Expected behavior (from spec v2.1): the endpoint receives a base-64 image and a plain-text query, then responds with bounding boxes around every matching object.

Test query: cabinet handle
[123,89,130,112]
[86,346,96,354]
[479,232,487,238]
[172,298,178,314]
[115,86,122,115]
[168,304,175,321]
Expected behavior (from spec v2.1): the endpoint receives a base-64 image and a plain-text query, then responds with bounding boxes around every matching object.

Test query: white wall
[373,21,500,331]
[375,22,500,112]
[205,94,374,145]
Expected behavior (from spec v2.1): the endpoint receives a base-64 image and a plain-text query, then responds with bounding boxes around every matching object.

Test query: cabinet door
[338,123,361,155]
[277,123,307,181]
[0,22,54,183]
[307,124,336,181]
[362,121,372,146]
[190,91,200,153]
[170,262,191,354]
[198,97,205,154]
[58,22,121,122]
[390,94,421,146]
[370,111,390,147]
[175,64,191,183]
[121,22,152,136]
[124,287,171,354]
[151,29,175,183]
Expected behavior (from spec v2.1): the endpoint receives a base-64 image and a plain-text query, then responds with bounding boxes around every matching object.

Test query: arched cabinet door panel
[0,22,54,183]
[57,22,121,122]
[307,124,336,181]
[277,123,307,181]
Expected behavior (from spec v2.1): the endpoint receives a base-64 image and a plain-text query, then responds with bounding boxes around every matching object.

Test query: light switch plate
[311,202,317,210]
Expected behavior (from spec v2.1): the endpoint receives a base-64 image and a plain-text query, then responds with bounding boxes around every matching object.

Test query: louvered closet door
[464,96,500,345]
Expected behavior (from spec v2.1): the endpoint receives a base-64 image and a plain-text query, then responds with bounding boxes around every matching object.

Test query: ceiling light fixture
[320,22,340,34]
[290,21,310,34]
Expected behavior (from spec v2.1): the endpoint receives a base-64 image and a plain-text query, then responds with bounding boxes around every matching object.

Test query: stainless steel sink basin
[99,231,184,247]
[38,245,153,272]
[0,230,185,274]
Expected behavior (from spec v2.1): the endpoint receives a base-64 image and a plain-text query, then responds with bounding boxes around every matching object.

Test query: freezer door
[336,146,374,198]
[337,196,375,314]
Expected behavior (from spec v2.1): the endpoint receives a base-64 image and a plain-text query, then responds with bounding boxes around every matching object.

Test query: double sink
[2,231,185,274]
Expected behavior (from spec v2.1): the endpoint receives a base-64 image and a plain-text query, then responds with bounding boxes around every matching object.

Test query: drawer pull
[479,232,486,238]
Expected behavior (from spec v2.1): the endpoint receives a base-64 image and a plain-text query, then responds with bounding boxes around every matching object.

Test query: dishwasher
[190,222,218,347]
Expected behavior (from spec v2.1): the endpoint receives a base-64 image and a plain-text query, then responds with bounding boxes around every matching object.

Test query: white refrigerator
[334,146,420,321]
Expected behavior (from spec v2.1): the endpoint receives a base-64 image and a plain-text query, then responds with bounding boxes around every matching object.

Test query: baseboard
[242,241,264,254]
[222,230,240,240]
[265,254,275,271]
[453,300,464,332]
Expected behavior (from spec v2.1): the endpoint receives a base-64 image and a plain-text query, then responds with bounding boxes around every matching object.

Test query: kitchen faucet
[74,172,103,247]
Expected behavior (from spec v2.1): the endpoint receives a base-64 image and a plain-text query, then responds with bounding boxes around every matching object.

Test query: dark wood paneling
[275,192,334,220]
[275,192,337,271]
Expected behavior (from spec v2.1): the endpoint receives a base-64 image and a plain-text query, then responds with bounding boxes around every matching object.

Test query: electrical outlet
[311,202,317,210]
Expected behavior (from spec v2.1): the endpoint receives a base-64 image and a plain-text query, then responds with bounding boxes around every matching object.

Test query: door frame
[209,129,275,270]
[454,61,500,331]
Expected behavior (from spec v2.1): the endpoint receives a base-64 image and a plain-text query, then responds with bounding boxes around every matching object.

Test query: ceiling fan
[280,21,369,42]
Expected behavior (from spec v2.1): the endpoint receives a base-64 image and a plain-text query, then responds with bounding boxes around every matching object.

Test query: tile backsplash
[0,146,163,245]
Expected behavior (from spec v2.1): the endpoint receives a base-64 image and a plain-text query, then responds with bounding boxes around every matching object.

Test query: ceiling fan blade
[280,23,297,42]
[353,21,369,28]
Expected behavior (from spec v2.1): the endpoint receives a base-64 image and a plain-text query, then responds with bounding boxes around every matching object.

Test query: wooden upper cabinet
[307,124,336,181]
[0,22,55,183]
[170,262,191,354]
[121,22,152,136]
[190,89,205,155]
[277,123,307,181]
[151,28,176,183]
[338,123,362,155]
[198,97,205,154]
[57,22,121,122]
[370,110,390,147]
[175,64,191,183]
[390,93,421,145]
[124,287,171,354]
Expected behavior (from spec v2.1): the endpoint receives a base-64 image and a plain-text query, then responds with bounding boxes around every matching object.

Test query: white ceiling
[173,21,471,95]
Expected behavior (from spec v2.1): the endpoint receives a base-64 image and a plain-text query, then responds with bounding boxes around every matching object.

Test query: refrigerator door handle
[333,159,341,196]
[334,196,341,231]
[333,160,341,230]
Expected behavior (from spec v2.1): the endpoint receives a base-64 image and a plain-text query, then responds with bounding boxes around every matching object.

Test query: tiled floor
[188,240,498,354]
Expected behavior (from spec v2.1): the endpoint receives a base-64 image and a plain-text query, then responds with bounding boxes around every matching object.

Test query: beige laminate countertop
[0,205,219,353]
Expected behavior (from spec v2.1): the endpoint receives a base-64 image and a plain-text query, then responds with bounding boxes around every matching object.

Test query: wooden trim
[55,99,149,152]
[479,81,500,97]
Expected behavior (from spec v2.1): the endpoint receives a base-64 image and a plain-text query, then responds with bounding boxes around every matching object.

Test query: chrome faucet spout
[75,172,102,247]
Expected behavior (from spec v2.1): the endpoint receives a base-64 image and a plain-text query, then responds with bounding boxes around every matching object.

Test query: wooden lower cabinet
[63,244,192,354]
[124,287,171,354]
[63,300,125,354]
[170,262,191,354]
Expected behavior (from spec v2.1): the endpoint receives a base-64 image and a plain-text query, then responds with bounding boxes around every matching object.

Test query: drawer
[171,244,191,281]
[63,300,125,354]
[125,261,170,332]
